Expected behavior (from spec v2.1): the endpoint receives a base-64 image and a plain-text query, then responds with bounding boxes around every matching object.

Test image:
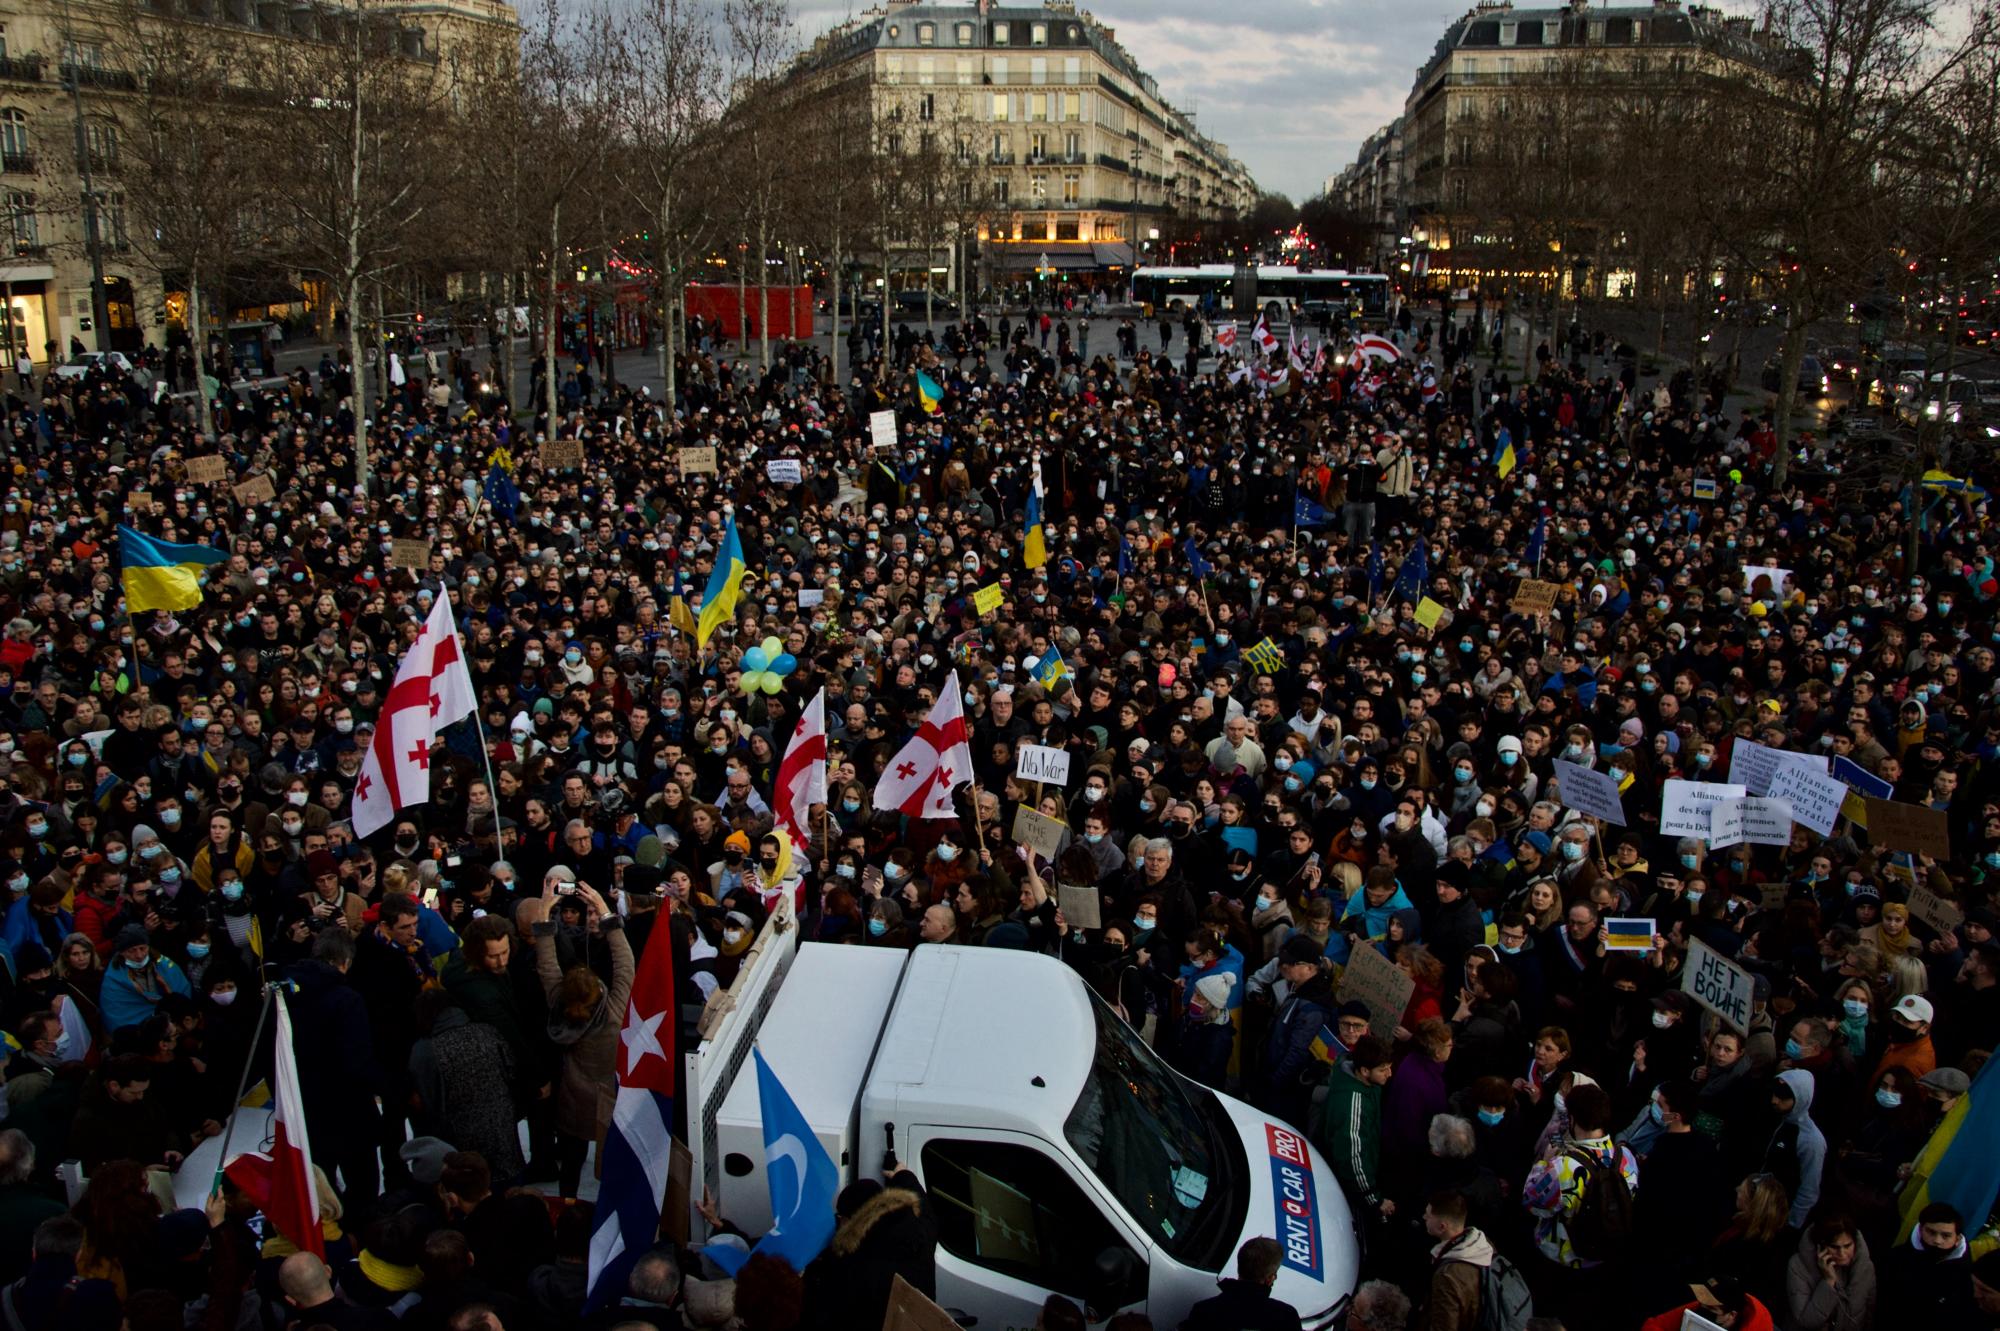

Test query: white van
[695,913,1361,1329]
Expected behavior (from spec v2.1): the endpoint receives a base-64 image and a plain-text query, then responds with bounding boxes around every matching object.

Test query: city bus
[1130,265,1392,325]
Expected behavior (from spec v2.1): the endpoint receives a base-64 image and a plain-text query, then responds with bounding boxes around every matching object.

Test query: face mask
[1083,787,1105,803]
[66,752,86,767]
[1138,799,1154,814]
[1499,751,1518,767]
[1785,1038,1805,1059]
[842,799,861,813]
[565,650,583,665]
[1680,853,1699,869]
[1686,888,1705,904]
[883,863,903,881]
[1477,1108,1505,1126]
[723,928,747,945]
[24,821,46,839]
[834,864,856,880]
[1475,800,1496,819]
[187,942,210,959]
[1843,998,1869,1018]
[1360,778,1377,791]
[1562,842,1585,862]
[222,881,245,902]
[1084,832,1104,845]
[1454,767,1474,784]
[1652,1010,1673,1030]
[124,956,148,971]
[287,791,309,808]
[1876,1087,1902,1109]
[866,917,887,937]
[282,819,303,837]
[108,850,129,866]
[936,844,959,862]
[160,809,182,828]
[1134,913,1157,929]
[160,868,182,886]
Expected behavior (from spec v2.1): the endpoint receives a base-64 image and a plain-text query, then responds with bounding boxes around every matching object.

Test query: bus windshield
[1063,988,1243,1268]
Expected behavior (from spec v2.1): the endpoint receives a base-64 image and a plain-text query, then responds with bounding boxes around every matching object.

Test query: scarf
[357,1248,424,1293]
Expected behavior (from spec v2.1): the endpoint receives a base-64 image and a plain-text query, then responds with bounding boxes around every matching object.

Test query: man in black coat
[802,1172,937,1331]
[283,928,384,1201]
[1181,1237,1303,1331]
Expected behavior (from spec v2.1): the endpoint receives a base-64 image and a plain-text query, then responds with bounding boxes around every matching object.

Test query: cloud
[790,0,1449,199]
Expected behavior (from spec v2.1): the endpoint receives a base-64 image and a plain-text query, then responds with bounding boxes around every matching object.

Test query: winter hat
[305,849,339,879]
[1521,830,1554,855]
[1193,972,1236,1022]
[398,1136,455,1186]
[1496,735,1524,757]
[111,923,150,953]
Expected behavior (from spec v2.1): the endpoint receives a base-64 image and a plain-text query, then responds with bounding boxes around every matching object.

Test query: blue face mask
[1477,1108,1505,1126]
[124,956,148,971]
[1680,853,1699,870]
[843,799,861,813]
[1648,1101,1666,1125]
[222,881,245,902]
[1455,768,1474,784]
[187,943,210,959]
[1875,1087,1902,1109]
[936,844,959,863]
[1139,800,1154,814]
[1500,751,1519,767]
[867,918,887,937]
[1360,778,1377,791]
[1785,1038,1805,1059]
[1496,942,1520,955]
[1686,889,1704,904]
[1561,842,1586,862]
[1843,998,1869,1019]
[1084,832,1103,844]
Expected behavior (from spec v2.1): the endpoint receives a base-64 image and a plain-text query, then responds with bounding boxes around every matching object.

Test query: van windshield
[1063,988,1242,1267]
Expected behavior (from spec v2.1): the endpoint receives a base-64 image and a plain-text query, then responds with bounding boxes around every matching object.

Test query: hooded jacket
[1878,1221,1978,1327]
[801,1174,937,1331]
[1764,1068,1826,1227]
[1784,1225,1876,1331]
[1427,1226,1496,1331]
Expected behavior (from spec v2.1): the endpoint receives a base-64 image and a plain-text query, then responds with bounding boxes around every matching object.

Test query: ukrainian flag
[120,525,228,614]
[1034,645,1069,689]
[1899,1053,2000,1236]
[916,371,944,414]
[1494,429,1517,480]
[696,518,747,648]
[1023,459,1048,570]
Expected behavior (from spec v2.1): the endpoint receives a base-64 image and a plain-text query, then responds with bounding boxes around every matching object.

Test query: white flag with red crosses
[351,595,476,838]
[872,669,974,820]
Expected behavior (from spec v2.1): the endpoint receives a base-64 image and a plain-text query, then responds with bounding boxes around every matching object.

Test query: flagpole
[211,980,280,1196]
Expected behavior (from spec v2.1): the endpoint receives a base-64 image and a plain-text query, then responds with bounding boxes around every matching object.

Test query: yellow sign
[1414,597,1446,630]
[973,583,1003,615]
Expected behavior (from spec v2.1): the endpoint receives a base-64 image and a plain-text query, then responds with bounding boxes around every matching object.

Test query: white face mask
[211,988,239,1007]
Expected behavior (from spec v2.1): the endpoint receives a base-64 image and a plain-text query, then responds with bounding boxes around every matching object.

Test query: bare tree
[723,0,796,371]
[116,3,264,441]
[794,70,875,389]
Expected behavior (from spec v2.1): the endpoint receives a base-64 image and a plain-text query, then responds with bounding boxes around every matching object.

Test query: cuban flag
[586,910,679,1309]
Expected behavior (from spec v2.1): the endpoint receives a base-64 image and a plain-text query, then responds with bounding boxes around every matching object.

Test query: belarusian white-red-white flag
[223,989,324,1259]
[772,687,827,847]
[351,594,477,838]
[1252,315,1279,356]
[1353,332,1401,364]
[872,669,974,820]
[1214,321,1238,353]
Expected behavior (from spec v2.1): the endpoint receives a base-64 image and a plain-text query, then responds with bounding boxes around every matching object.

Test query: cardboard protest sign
[678,446,718,475]
[1510,579,1560,616]
[1660,780,1746,838]
[1414,597,1446,630]
[185,455,228,484]
[1015,744,1072,787]
[765,459,803,484]
[797,588,826,608]
[1338,943,1416,1040]
[1057,883,1102,931]
[868,409,898,452]
[1683,938,1753,1033]
[972,583,1003,615]
[1906,882,1965,935]
[389,538,431,570]
[1552,759,1627,826]
[1010,805,1066,861]
[129,490,154,513]
[539,440,584,470]
[1864,799,1951,859]
[232,474,276,506]
[883,1275,962,1331]
[1764,765,1846,837]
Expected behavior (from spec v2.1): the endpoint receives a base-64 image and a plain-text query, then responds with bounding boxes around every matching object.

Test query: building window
[1498,57,1514,80]
[991,93,1008,122]
[992,22,1009,44]
[1031,56,1047,84]
[1030,174,1046,201]
[1063,131,1079,160]
[959,180,972,204]
[955,22,973,46]
[1064,56,1080,84]
[0,110,26,162]
[917,57,934,85]
[1500,22,1516,44]
[916,22,934,45]
[1062,91,1081,121]
[991,131,1006,157]
[4,190,35,252]
[918,93,935,120]
[1029,131,1047,159]
[884,55,902,83]
[86,118,118,167]
[956,57,973,85]
[1030,92,1047,121]
[105,189,127,248]
[992,177,1009,203]
[0,25,9,59]
[1062,174,1079,203]
[1055,219,1079,240]
[1031,23,1047,45]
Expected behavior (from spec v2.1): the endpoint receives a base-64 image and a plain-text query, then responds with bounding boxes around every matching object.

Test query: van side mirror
[1090,1246,1143,1309]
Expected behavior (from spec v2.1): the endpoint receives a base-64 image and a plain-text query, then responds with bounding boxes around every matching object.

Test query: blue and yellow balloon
[739,636,799,696]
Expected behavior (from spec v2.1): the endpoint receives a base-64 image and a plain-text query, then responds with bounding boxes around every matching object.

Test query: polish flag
[352,595,477,838]
[223,989,324,1259]
[773,688,828,848]
[872,669,974,820]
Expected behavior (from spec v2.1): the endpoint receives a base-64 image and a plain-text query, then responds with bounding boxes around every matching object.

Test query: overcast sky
[791,0,1458,201]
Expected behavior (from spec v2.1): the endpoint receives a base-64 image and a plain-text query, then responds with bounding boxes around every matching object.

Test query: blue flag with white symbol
[704,1048,839,1275]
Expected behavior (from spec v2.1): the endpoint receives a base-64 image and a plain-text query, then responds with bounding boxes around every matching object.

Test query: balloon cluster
[738,636,799,695]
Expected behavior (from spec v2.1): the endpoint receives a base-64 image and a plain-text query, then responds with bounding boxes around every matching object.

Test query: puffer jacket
[533,917,633,1141]
[802,1172,937,1331]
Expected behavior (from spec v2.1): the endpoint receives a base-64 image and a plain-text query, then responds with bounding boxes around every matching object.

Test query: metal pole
[211,980,281,1195]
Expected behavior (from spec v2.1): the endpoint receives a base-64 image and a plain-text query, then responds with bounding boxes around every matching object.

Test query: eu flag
[1525,512,1547,567]
[1392,538,1429,603]
[1294,490,1334,529]
[1184,535,1213,581]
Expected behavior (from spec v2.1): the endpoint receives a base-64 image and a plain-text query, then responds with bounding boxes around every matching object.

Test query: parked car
[1817,345,1861,380]
[1760,354,1829,396]
[892,289,961,318]
[1898,373,1981,426]
[52,350,143,380]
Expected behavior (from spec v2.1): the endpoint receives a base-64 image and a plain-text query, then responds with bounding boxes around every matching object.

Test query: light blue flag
[703,1048,839,1275]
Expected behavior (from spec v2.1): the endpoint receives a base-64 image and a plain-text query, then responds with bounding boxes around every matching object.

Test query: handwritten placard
[1683,937,1753,1033]
[540,439,584,470]
[869,409,898,452]
[678,445,717,475]
[232,473,275,506]
[1338,941,1416,1040]
[1057,882,1101,931]
[129,490,154,513]
[972,583,1004,616]
[1015,743,1072,787]
[389,538,431,570]
[185,455,227,484]
[1009,805,1067,861]
[765,458,803,484]
[1510,579,1561,616]
[1864,799,1951,859]
[1906,882,1964,936]
[1414,596,1446,630]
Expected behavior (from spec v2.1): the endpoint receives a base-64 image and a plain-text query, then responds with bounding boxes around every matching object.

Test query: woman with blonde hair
[1709,1173,1794,1314]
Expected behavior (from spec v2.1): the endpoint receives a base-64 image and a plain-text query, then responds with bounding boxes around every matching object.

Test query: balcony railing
[988,150,1015,164]
[0,55,45,83]
[0,153,31,174]
[61,63,138,91]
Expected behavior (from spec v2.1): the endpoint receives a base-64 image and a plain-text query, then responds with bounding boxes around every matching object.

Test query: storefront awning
[991,241,1134,272]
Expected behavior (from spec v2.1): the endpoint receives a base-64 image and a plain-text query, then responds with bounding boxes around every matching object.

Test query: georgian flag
[773,688,828,849]
[1353,333,1402,364]
[351,595,477,838]
[872,670,974,820]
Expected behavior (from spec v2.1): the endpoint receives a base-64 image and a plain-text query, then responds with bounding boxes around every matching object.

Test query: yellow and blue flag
[1023,458,1048,570]
[120,524,228,614]
[1034,645,1069,690]
[1494,427,1517,480]
[916,371,944,414]
[1899,1051,2000,1236]
[1243,637,1286,675]
[696,518,747,648]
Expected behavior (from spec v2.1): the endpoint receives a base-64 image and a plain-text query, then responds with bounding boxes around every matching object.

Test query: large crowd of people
[1,293,1997,1331]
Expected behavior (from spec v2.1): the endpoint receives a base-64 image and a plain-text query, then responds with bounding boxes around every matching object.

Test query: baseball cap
[1894,994,1935,1024]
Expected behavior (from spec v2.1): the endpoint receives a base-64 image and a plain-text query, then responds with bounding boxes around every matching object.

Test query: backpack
[1561,1146,1634,1262]
[1473,1254,1535,1331]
